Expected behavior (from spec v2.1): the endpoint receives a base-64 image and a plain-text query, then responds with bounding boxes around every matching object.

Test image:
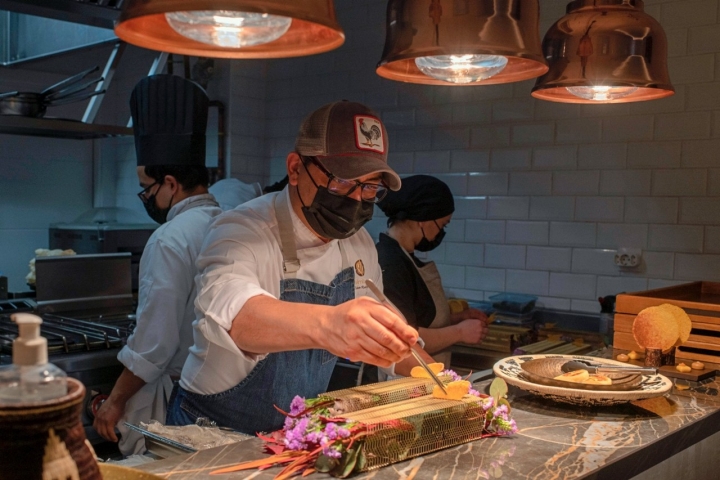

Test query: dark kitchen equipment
[50,207,157,292]
[40,65,99,98]
[0,253,137,445]
[0,65,104,117]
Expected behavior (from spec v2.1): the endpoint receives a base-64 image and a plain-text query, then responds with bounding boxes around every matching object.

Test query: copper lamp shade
[114,0,344,58]
[532,0,674,103]
[376,0,548,86]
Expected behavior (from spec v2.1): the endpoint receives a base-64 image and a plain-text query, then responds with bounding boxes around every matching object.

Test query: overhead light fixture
[114,0,344,58]
[376,0,548,86]
[532,0,674,103]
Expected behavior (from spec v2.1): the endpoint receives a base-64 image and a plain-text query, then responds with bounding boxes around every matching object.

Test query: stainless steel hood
[0,0,122,30]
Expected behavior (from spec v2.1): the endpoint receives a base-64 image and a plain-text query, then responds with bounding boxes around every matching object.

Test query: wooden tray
[614,282,720,364]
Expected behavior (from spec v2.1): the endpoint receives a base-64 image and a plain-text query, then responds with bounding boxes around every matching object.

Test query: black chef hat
[130,74,209,167]
[378,175,455,222]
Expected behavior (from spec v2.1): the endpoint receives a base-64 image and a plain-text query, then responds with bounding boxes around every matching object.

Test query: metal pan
[0,92,46,117]
[520,357,645,391]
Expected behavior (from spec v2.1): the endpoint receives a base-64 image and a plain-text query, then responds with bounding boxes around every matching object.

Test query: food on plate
[616,353,629,362]
[582,374,612,386]
[632,306,679,350]
[553,369,590,383]
[432,380,470,400]
[410,362,445,378]
[675,363,692,373]
[627,350,643,360]
[657,304,692,345]
[691,361,705,370]
[448,298,468,314]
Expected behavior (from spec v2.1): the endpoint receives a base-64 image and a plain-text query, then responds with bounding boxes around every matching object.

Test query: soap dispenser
[0,313,67,403]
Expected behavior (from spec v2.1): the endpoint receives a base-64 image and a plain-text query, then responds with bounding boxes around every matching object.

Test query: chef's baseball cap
[295,100,401,191]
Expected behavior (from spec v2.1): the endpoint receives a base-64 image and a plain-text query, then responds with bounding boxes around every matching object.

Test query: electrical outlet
[614,248,642,268]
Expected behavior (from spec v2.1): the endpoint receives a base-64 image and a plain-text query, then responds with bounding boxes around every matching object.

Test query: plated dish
[493,354,672,406]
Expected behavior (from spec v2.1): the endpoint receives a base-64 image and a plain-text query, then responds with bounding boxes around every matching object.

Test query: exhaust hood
[0,0,123,30]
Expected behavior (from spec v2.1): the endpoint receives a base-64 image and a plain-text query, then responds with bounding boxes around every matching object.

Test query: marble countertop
[135,370,720,480]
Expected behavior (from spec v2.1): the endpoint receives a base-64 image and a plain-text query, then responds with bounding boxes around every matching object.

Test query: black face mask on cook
[416,221,446,252]
[298,163,374,240]
[141,186,173,225]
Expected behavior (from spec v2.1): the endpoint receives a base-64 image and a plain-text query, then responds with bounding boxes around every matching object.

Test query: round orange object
[658,304,692,345]
[632,306,679,350]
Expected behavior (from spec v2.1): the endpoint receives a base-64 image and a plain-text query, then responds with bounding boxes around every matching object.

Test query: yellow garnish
[432,380,470,400]
[410,363,445,378]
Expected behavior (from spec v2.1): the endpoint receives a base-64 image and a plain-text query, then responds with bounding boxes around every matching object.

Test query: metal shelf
[0,115,132,139]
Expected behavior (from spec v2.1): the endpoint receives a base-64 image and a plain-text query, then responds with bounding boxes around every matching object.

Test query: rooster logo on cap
[359,119,382,148]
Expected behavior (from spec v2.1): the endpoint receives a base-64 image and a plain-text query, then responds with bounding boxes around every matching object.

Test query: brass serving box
[320,376,487,471]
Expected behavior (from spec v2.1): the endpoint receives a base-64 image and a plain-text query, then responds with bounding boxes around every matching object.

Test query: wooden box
[614,281,720,363]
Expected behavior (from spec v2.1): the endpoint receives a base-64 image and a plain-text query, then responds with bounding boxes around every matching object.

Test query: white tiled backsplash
[234,0,720,313]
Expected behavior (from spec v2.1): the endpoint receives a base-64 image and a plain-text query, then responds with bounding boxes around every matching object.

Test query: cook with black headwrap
[375,175,489,371]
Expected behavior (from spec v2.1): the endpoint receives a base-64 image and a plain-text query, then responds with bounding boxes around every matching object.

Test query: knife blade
[561,360,657,375]
[365,279,448,394]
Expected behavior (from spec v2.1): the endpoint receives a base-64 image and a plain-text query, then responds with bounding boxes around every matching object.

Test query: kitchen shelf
[0,115,132,139]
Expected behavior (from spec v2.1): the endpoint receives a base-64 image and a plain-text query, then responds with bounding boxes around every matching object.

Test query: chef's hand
[319,296,418,367]
[451,308,489,325]
[456,319,489,345]
[93,396,124,442]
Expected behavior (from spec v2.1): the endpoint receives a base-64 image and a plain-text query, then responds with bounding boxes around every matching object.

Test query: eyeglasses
[300,155,388,203]
[137,181,161,203]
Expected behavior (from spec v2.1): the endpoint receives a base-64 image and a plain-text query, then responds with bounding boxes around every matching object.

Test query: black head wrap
[377,175,454,222]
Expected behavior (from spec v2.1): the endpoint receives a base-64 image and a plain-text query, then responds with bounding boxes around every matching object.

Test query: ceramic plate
[493,354,672,406]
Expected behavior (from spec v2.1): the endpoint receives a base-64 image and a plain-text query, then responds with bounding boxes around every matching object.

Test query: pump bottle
[0,313,67,403]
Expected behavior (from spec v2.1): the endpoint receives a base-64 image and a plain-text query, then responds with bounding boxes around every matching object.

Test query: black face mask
[143,192,173,225]
[416,221,446,252]
[299,185,374,240]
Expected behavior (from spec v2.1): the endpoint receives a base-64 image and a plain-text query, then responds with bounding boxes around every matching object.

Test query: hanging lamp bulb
[532,0,674,103]
[114,0,344,59]
[376,0,547,86]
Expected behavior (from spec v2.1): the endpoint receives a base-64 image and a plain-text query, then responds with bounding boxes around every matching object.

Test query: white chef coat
[179,188,384,395]
[116,193,221,455]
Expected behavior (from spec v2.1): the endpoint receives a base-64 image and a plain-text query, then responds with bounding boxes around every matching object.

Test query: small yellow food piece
[410,363,445,378]
[675,383,690,391]
[691,361,705,370]
[553,370,590,383]
[627,350,642,360]
[582,374,612,386]
[432,380,470,400]
[448,299,465,314]
[675,363,692,373]
[616,353,629,362]
[632,306,679,350]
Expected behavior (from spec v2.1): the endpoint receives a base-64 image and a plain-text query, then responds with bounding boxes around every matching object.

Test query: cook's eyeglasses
[300,154,388,203]
[137,181,161,203]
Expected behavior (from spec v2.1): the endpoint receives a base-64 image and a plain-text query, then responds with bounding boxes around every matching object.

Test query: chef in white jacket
[93,74,222,456]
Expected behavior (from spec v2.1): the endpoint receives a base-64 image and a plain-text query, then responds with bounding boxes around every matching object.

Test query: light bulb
[165,11,292,48]
[414,54,508,84]
[566,85,639,101]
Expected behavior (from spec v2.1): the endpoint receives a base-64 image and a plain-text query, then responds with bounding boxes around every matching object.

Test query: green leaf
[356,446,367,472]
[315,454,338,473]
[489,378,508,399]
[332,447,359,478]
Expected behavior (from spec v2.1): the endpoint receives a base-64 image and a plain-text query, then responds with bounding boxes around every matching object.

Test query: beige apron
[400,248,453,367]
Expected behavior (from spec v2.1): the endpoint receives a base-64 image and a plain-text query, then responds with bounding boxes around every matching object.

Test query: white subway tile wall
[90,0,720,313]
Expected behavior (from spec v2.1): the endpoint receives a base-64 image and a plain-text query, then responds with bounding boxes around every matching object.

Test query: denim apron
[166,194,355,434]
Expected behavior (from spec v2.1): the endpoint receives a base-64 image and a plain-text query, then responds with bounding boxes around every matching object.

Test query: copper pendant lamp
[532,0,674,103]
[376,0,548,86]
[114,0,344,58]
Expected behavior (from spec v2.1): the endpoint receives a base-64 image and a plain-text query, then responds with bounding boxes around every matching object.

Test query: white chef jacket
[179,188,384,395]
[116,193,221,455]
